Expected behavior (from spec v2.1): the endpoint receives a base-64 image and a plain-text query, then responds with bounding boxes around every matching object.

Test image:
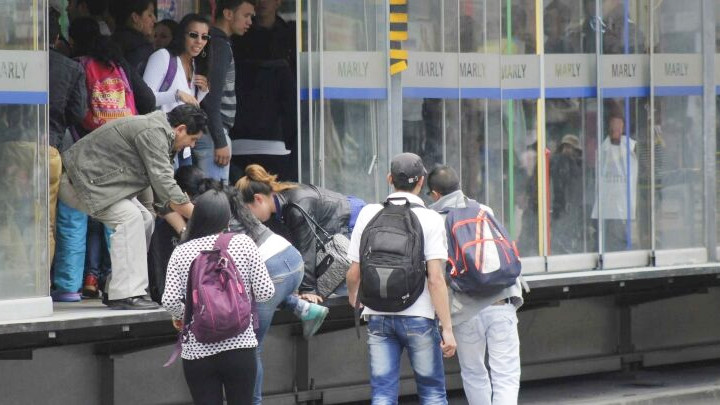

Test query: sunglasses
[186,32,211,41]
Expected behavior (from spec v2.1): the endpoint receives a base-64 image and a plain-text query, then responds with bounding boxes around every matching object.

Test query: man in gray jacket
[59,105,206,309]
[427,165,523,405]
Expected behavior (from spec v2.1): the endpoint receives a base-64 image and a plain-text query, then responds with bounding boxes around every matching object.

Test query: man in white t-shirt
[347,152,457,404]
[591,115,638,251]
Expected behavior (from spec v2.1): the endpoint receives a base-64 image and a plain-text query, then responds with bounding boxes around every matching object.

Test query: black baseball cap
[390,153,427,185]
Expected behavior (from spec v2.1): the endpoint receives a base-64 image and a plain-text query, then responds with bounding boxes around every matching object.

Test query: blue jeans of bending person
[253,246,304,405]
[367,315,448,405]
[85,218,112,279]
[194,130,231,184]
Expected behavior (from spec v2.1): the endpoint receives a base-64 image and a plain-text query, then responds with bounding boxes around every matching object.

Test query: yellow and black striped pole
[389,0,408,75]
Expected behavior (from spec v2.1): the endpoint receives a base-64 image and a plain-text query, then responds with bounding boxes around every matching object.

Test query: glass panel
[500,0,541,258]
[716,0,720,246]
[320,0,386,202]
[597,0,650,253]
[653,0,704,250]
[300,0,321,184]
[545,0,598,255]
[458,0,503,205]
[0,0,48,300]
[402,0,461,181]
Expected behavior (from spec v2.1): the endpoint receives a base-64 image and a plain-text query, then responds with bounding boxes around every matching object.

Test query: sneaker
[82,275,99,298]
[105,296,160,310]
[301,303,329,339]
[51,290,82,302]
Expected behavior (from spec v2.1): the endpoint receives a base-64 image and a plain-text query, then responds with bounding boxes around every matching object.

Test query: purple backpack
[165,233,255,366]
[184,232,253,343]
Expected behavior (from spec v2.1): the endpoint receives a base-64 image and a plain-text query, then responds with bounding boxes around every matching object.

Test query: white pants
[455,303,520,405]
[59,174,154,300]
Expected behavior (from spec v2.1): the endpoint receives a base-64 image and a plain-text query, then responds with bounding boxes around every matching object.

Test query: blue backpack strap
[159,54,177,92]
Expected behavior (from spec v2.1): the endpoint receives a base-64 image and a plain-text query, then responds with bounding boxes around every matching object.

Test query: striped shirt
[201,26,237,149]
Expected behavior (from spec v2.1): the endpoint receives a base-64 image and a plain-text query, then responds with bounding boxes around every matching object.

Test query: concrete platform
[0,300,168,334]
[397,361,720,404]
[518,362,720,404]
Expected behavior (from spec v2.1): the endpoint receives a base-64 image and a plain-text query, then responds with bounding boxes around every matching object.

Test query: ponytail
[236,164,297,203]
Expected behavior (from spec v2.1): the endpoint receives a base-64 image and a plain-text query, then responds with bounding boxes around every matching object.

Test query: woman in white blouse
[143,13,210,111]
[144,14,211,166]
[162,190,275,405]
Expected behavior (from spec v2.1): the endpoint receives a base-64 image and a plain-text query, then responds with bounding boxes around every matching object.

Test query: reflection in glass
[544,0,597,255]
[0,0,48,301]
[320,0,386,202]
[402,0,447,172]
[653,0,704,249]
[0,105,48,299]
[458,2,499,204]
[497,0,539,257]
[597,0,650,253]
[593,111,639,251]
[716,0,720,245]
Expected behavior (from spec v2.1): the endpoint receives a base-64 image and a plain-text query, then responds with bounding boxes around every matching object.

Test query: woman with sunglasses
[143,13,211,111]
[143,13,211,166]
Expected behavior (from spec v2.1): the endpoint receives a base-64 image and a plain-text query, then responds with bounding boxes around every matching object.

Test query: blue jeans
[53,201,88,293]
[85,218,112,279]
[367,315,447,405]
[253,246,304,405]
[194,131,231,183]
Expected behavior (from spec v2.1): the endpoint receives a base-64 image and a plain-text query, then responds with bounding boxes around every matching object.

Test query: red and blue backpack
[445,200,522,295]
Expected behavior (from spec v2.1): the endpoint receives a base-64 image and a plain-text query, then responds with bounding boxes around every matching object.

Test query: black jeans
[182,348,257,405]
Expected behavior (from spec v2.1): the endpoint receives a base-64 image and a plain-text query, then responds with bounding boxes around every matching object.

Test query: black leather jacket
[276,184,350,293]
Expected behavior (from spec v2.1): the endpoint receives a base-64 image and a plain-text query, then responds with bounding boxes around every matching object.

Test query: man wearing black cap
[427,165,523,405]
[346,153,457,403]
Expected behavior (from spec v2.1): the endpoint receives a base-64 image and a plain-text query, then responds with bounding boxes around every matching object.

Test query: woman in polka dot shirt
[162,189,274,405]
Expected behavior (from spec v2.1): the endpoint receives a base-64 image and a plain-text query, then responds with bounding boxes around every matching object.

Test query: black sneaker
[105,296,160,310]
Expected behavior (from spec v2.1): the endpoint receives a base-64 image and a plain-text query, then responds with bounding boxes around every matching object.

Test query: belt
[492,297,512,306]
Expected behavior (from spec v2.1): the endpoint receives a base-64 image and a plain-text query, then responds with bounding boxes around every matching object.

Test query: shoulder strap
[213,232,236,251]
[288,202,332,243]
[385,196,424,210]
[159,55,177,92]
[115,62,132,91]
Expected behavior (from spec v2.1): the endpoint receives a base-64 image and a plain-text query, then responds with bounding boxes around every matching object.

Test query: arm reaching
[427,258,456,358]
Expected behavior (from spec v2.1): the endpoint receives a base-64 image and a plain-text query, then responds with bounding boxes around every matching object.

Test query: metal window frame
[296,0,719,273]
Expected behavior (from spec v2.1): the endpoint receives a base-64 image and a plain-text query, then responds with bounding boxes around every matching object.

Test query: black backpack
[358,197,426,312]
